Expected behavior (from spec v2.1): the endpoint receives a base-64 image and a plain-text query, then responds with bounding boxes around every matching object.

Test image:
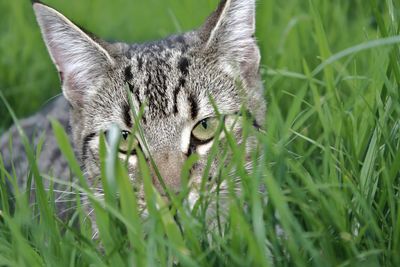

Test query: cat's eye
[192,117,219,142]
[119,130,139,155]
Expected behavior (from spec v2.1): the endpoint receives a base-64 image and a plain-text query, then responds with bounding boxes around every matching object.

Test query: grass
[0,0,399,266]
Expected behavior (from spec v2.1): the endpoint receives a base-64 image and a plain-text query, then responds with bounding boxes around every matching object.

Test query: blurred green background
[0,0,377,134]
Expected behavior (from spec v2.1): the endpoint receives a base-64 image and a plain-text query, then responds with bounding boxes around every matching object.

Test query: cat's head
[33,0,265,215]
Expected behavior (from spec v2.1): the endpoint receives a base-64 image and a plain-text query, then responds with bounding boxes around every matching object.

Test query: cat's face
[33,0,265,215]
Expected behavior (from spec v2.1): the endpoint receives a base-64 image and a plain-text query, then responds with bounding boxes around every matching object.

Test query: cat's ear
[199,0,260,84]
[33,3,115,107]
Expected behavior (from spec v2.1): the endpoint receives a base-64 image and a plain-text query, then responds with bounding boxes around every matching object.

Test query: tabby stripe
[173,78,186,114]
[188,93,199,120]
[124,66,133,82]
[123,104,133,128]
[81,132,96,162]
[137,56,143,71]
[178,57,190,76]
[134,90,142,108]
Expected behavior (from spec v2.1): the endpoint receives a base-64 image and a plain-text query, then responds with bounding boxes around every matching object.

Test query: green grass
[1,0,400,266]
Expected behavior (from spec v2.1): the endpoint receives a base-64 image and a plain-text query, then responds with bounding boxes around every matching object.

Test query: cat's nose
[150,152,185,196]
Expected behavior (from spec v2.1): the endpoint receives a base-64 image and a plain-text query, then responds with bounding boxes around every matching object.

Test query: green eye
[192,117,219,142]
[119,130,139,154]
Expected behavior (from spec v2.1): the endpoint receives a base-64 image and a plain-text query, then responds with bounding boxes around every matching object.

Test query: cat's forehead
[121,36,203,121]
[126,34,193,63]
[127,44,190,77]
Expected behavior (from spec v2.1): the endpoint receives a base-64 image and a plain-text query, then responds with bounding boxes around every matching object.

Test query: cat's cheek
[197,141,214,156]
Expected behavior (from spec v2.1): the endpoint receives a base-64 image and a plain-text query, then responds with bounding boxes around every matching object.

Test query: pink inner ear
[33,3,115,109]
[62,72,86,107]
[48,41,70,77]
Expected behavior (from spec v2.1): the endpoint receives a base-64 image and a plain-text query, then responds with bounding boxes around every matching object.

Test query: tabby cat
[0,0,265,223]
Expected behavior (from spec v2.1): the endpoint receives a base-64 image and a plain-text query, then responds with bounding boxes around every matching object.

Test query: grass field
[1,0,400,266]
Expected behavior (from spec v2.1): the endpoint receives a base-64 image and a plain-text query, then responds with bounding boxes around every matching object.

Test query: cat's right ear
[198,0,260,86]
[33,3,115,107]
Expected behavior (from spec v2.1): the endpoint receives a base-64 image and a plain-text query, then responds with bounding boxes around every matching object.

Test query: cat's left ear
[199,0,260,85]
[33,2,115,107]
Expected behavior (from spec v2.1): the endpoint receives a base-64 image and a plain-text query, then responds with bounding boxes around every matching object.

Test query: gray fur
[0,0,266,224]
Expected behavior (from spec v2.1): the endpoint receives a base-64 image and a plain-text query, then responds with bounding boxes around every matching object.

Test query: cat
[0,0,266,223]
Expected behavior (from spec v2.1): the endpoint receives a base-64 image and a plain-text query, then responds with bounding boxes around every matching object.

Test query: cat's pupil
[201,120,208,129]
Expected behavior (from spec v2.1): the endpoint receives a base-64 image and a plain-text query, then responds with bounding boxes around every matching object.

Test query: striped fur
[0,0,266,228]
